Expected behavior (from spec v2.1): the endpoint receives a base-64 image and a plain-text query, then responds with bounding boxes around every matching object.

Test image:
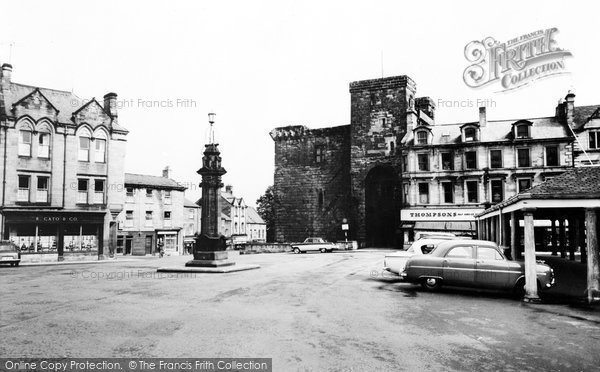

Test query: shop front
[156,229,180,255]
[2,210,106,262]
[400,207,482,245]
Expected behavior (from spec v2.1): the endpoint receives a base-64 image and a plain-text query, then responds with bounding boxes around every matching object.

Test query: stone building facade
[271,75,600,247]
[0,63,128,261]
[117,167,186,256]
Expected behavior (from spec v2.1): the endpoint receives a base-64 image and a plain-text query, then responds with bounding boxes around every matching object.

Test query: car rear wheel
[421,277,442,291]
[293,248,301,254]
[320,248,327,253]
[512,278,526,299]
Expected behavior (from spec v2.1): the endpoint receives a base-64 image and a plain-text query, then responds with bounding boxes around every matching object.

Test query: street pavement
[1,251,600,371]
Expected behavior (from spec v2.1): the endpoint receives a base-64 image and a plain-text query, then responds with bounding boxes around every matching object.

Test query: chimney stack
[1,63,12,85]
[479,106,487,127]
[564,91,575,128]
[103,92,118,118]
[162,166,171,179]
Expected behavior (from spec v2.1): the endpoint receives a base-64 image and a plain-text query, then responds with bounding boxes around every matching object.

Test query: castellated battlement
[349,75,416,93]
[270,125,350,141]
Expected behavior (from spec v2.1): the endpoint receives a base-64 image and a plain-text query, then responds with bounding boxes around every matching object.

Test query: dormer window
[516,124,529,138]
[513,120,532,139]
[416,131,428,145]
[464,127,477,142]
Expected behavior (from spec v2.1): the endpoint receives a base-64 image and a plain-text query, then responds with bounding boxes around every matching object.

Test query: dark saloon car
[400,239,555,296]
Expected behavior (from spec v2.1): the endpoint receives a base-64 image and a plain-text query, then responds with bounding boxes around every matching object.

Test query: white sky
[1,0,598,206]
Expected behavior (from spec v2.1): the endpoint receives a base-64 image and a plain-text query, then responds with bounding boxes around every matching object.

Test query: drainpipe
[62,131,67,208]
[1,125,7,238]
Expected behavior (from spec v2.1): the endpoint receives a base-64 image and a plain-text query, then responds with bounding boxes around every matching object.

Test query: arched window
[78,128,91,161]
[416,131,428,145]
[37,123,52,158]
[18,122,33,157]
[94,130,107,163]
[464,127,477,142]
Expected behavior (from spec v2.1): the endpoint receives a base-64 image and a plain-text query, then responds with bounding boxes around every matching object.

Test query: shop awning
[413,221,476,232]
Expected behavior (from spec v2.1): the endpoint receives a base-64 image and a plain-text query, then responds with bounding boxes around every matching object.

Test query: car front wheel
[421,277,442,291]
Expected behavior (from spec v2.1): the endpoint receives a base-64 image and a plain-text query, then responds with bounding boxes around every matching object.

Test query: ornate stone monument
[154,113,259,273]
[186,139,232,267]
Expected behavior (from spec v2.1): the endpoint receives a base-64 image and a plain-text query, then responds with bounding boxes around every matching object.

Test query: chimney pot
[225,185,233,194]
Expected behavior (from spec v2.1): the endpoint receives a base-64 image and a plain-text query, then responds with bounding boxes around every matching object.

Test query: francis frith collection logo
[463,27,572,92]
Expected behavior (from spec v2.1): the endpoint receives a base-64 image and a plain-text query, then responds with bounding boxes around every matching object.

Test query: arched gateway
[364,166,400,247]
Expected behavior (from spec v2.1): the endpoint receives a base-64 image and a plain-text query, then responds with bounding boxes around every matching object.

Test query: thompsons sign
[401,208,483,221]
[463,27,572,92]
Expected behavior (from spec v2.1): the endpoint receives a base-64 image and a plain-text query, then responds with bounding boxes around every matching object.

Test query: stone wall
[271,125,351,243]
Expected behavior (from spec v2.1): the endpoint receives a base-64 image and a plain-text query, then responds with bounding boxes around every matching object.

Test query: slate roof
[404,116,570,146]
[246,206,265,224]
[477,166,600,216]
[573,105,600,130]
[124,173,186,190]
[2,82,128,133]
[184,198,200,208]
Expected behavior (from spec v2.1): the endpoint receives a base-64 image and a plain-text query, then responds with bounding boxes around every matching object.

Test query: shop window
[315,145,325,164]
[466,180,478,203]
[38,133,50,158]
[589,130,600,149]
[545,146,559,166]
[145,211,153,227]
[416,131,428,145]
[442,182,453,203]
[418,183,429,204]
[164,190,172,204]
[37,177,49,203]
[18,175,30,202]
[490,150,503,168]
[517,178,532,193]
[465,151,477,169]
[78,136,90,161]
[517,148,530,167]
[63,225,98,253]
[125,210,134,227]
[417,154,429,171]
[18,130,32,157]
[94,179,105,204]
[491,179,504,203]
[78,179,88,204]
[95,138,106,163]
[441,152,453,170]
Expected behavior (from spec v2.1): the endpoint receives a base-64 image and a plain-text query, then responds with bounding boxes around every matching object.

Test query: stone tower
[348,76,417,246]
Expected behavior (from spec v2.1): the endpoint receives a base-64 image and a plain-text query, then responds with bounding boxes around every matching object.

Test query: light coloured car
[384,238,453,275]
[0,241,21,267]
[292,237,336,253]
[401,239,555,296]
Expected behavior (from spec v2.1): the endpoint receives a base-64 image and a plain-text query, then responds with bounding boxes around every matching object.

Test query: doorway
[365,166,399,247]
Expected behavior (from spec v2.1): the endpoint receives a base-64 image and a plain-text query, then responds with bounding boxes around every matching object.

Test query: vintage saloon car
[400,239,555,296]
[291,237,337,253]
